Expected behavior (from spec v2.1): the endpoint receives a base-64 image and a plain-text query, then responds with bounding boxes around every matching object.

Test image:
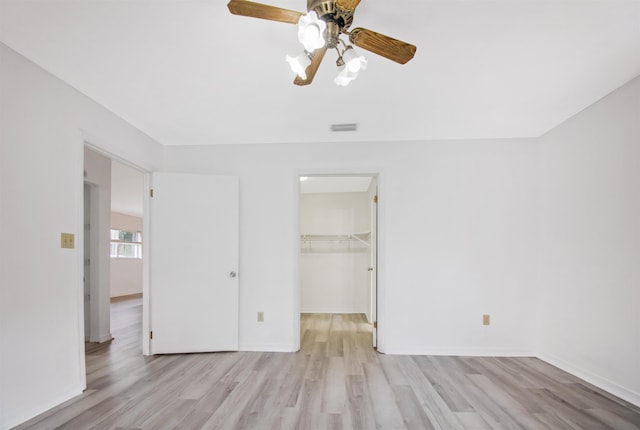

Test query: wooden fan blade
[294,47,327,86]
[227,0,303,25]
[336,0,361,11]
[349,27,416,64]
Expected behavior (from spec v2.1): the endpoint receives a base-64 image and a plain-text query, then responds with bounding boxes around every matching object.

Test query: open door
[149,172,239,354]
[370,185,378,348]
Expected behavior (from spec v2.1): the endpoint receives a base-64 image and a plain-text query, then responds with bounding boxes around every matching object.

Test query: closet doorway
[299,175,378,348]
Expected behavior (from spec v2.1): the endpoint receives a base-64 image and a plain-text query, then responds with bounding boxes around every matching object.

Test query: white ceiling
[1,1,639,146]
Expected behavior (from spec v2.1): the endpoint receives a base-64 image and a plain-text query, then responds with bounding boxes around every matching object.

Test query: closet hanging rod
[300,232,370,246]
[349,234,369,247]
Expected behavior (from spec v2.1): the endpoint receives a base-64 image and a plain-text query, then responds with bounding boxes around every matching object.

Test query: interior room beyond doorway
[299,175,378,347]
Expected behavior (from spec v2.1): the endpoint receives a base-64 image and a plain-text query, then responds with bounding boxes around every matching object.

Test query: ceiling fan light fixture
[286,53,311,79]
[334,65,358,86]
[297,11,327,52]
[227,0,417,86]
[341,46,367,73]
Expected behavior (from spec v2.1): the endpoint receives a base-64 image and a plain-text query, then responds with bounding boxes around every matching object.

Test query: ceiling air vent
[330,123,358,132]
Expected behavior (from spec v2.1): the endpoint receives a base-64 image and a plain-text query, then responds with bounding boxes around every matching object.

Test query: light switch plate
[61,233,75,249]
[482,314,490,326]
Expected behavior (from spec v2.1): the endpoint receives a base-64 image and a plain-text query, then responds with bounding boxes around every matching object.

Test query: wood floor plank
[529,387,610,429]
[363,362,406,429]
[397,356,466,430]
[345,374,377,430]
[466,373,549,429]
[454,411,492,430]
[468,357,546,414]
[393,385,438,430]
[321,356,346,414]
[14,300,640,430]
[415,356,475,413]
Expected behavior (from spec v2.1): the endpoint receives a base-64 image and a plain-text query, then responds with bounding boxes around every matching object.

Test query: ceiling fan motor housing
[307,0,355,48]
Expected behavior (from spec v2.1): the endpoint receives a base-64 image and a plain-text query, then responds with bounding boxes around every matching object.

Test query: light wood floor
[16,298,640,429]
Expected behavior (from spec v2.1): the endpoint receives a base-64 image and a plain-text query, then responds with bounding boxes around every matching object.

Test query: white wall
[536,75,640,406]
[2,36,638,429]
[110,212,143,298]
[0,43,162,430]
[164,138,539,356]
[300,192,370,314]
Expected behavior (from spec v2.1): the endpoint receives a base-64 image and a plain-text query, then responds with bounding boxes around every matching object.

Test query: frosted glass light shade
[334,65,358,86]
[297,11,326,52]
[286,53,311,79]
[342,47,367,73]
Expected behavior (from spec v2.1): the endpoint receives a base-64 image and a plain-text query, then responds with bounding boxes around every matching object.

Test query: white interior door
[150,172,239,354]
[370,186,378,348]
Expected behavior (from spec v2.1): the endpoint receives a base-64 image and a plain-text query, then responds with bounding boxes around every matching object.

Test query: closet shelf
[300,232,371,250]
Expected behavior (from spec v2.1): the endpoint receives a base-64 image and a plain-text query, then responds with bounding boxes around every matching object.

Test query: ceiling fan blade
[227,0,303,25]
[294,47,327,86]
[336,0,361,11]
[349,28,416,64]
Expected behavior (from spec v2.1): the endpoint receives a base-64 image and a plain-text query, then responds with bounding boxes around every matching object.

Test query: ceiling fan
[227,0,417,86]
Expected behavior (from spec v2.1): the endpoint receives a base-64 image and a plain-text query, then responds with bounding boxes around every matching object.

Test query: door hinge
[149,331,153,340]
[373,321,378,329]
[150,189,154,198]
[373,195,378,204]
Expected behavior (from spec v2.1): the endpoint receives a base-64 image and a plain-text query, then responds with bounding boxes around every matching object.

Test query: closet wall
[110,212,143,298]
[300,192,371,314]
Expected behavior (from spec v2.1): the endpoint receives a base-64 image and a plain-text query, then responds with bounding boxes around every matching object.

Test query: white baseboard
[96,333,113,343]
[239,344,297,353]
[382,345,535,357]
[300,308,368,314]
[537,353,640,408]
[88,333,112,343]
[3,386,83,430]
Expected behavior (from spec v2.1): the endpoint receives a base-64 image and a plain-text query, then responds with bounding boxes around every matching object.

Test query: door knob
[229,271,237,278]
[367,267,374,272]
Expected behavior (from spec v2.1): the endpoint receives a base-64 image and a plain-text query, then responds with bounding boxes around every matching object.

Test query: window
[110,229,142,259]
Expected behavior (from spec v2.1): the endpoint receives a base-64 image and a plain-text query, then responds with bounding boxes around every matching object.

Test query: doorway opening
[82,146,147,377]
[298,174,378,350]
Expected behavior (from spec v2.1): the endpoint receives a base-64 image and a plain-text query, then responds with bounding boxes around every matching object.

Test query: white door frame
[78,141,152,371]
[293,169,385,353]
[82,181,99,342]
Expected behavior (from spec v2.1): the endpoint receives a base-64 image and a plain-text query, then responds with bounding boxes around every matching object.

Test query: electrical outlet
[257,311,264,322]
[483,314,490,326]
[61,233,75,249]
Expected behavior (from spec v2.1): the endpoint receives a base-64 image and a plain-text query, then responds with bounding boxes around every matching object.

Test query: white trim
[300,308,371,314]
[79,138,151,359]
[383,346,535,357]
[76,132,87,392]
[538,353,640,408]
[292,174,301,352]
[96,333,114,343]
[375,172,384,352]
[294,168,384,352]
[142,173,151,355]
